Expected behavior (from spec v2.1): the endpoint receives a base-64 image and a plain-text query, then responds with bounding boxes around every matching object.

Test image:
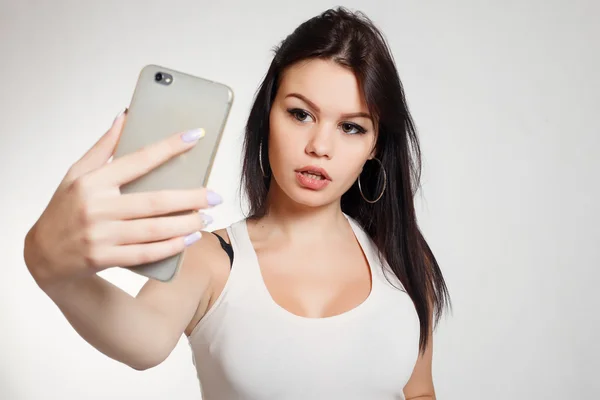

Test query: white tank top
[187,213,421,400]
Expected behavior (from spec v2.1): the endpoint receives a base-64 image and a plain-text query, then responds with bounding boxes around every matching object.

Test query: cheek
[269,110,286,144]
[268,110,298,169]
[335,139,375,182]
[339,159,366,192]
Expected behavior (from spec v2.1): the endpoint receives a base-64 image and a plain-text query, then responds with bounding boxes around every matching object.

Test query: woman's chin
[285,185,337,209]
[270,178,340,209]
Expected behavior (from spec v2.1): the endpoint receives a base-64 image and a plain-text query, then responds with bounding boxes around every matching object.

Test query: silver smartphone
[112,64,234,282]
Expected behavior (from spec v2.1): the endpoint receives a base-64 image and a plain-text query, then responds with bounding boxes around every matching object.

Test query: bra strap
[210,232,234,268]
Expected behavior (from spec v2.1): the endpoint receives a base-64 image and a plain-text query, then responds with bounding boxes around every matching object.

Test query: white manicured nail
[184,231,202,247]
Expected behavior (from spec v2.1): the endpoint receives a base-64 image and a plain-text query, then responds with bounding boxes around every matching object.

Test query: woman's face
[268,58,377,208]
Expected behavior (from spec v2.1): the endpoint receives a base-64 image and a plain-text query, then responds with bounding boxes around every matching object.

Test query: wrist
[23,224,66,293]
[24,225,47,283]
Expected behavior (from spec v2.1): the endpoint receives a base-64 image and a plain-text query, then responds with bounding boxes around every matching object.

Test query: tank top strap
[224,218,265,287]
[343,214,405,291]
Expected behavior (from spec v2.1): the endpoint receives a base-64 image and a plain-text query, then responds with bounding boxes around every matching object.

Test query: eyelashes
[286,108,367,135]
[288,108,312,123]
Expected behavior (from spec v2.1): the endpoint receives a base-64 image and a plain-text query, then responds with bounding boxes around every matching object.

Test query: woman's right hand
[24,109,222,290]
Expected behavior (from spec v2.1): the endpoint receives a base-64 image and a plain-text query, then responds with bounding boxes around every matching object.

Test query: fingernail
[206,190,222,206]
[184,231,202,247]
[200,213,213,226]
[181,128,205,143]
[113,107,127,123]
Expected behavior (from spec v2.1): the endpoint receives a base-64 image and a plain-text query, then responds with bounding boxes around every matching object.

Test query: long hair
[240,7,451,353]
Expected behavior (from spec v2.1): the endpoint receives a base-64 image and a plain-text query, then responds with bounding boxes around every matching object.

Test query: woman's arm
[23,109,224,370]
[26,229,215,370]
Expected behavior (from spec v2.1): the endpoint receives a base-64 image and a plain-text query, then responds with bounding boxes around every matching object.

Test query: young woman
[24,7,450,400]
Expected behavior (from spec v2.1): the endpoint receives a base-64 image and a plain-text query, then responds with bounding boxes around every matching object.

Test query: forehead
[278,59,369,114]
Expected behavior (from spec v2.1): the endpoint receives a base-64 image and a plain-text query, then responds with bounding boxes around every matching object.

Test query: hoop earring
[259,141,269,178]
[358,157,386,203]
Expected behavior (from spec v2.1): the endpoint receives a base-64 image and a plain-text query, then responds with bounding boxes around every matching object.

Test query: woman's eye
[288,109,311,122]
[296,111,309,121]
[341,123,366,135]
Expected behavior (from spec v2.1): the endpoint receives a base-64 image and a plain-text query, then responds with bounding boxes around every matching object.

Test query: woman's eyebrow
[285,92,372,121]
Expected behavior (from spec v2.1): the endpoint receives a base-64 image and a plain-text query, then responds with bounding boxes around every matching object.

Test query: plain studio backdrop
[1,0,598,399]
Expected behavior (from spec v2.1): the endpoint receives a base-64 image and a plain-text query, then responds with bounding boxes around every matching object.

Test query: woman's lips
[295,171,331,190]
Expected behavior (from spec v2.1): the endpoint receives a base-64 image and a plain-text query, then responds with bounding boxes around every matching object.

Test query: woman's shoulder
[182,215,250,269]
[210,226,231,245]
[184,226,232,263]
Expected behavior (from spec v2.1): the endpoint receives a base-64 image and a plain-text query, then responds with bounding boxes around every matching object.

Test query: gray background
[1,0,598,398]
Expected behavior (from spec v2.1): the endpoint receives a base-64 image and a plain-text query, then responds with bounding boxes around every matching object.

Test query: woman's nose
[305,124,334,159]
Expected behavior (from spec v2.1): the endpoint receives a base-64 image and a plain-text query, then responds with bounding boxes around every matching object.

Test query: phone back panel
[112,64,233,281]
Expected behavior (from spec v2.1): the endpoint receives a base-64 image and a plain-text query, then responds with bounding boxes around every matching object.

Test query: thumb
[66,108,128,181]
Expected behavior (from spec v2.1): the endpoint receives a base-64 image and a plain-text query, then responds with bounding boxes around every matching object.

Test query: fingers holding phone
[24,110,223,288]
[62,108,128,186]
[102,187,221,221]
[91,125,206,189]
[25,65,233,285]
[108,65,233,282]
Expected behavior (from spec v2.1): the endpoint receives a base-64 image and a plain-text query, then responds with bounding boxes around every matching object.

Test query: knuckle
[83,247,102,270]
[77,199,102,226]
[135,248,153,265]
[146,192,167,214]
[77,203,95,225]
[138,147,155,166]
[170,238,185,254]
[70,176,91,196]
[131,149,154,176]
[80,227,94,246]
[81,224,102,246]
[64,166,77,183]
[144,220,162,239]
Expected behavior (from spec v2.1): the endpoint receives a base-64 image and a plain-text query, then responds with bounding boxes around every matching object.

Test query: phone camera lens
[155,72,163,82]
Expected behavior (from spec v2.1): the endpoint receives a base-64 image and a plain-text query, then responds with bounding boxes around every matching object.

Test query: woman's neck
[254,181,349,244]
